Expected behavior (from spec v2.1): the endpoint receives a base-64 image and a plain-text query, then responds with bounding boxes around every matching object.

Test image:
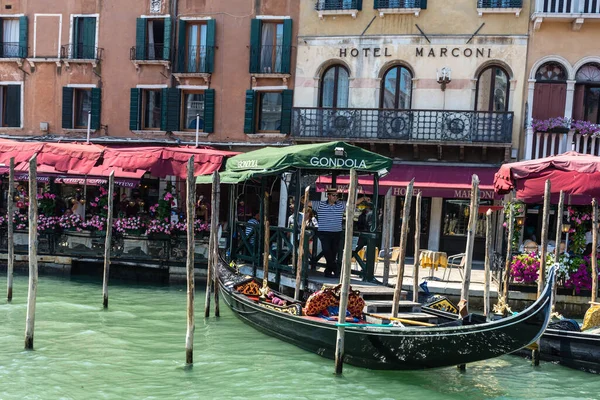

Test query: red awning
[0,139,45,164]
[317,164,500,200]
[37,142,104,174]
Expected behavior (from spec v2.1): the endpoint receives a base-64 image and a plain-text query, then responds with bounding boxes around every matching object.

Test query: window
[142,89,162,129]
[62,87,101,130]
[442,199,492,238]
[72,16,97,59]
[0,17,27,58]
[380,65,412,109]
[135,17,171,61]
[177,20,215,74]
[476,66,509,112]
[317,0,360,10]
[532,61,568,120]
[182,91,205,130]
[186,23,207,72]
[0,84,21,127]
[249,19,292,74]
[258,92,283,132]
[320,65,349,108]
[574,63,600,124]
[535,62,567,82]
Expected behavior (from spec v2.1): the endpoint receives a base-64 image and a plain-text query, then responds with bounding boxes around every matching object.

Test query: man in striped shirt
[311,188,370,278]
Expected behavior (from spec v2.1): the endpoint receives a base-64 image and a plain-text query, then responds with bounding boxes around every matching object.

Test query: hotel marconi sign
[338,47,493,58]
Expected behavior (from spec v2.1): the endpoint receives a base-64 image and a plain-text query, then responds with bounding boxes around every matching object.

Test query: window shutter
[420,0,427,9]
[280,89,293,134]
[5,85,21,128]
[357,0,363,10]
[160,88,168,131]
[90,88,102,130]
[243,90,257,134]
[73,17,80,59]
[0,20,4,58]
[163,88,180,132]
[82,17,96,59]
[249,19,261,74]
[177,20,186,73]
[203,89,215,133]
[135,18,146,60]
[163,17,172,61]
[205,19,216,73]
[62,87,74,129]
[19,16,28,58]
[129,88,141,131]
[281,19,293,74]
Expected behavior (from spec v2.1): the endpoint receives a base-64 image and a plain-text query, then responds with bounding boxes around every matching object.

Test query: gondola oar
[364,313,435,327]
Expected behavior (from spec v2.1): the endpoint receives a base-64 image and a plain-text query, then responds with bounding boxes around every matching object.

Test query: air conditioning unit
[40,122,49,132]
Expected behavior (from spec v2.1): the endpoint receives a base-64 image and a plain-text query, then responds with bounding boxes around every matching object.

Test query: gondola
[218,258,556,370]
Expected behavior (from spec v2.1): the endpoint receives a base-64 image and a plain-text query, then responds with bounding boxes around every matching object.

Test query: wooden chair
[444,253,466,281]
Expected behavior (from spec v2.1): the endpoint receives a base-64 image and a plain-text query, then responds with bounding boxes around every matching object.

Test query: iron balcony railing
[477,0,523,8]
[291,108,513,144]
[130,43,170,61]
[315,0,359,11]
[176,45,214,73]
[61,44,103,60]
[374,0,421,8]
[535,0,600,13]
[0,42,27,58]
[250,44,286,74]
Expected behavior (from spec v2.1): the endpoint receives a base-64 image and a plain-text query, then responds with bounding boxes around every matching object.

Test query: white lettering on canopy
[309,157,367,169]
[236,160,259,169]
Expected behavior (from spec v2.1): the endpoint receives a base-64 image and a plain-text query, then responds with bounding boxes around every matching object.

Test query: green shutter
[163,17,171,61]
[420,0,427,9]
[160,88,168,131]
[82,17,96,59]
[90,88,101,130]
[280,90,293,134]
[177,19,186,72]
[162,88,180,132]
[0,19,4,58]
[357,0,363,10]
[5,85,21,128]
[129,88,141,131]
[135,18,146,60]
[205,19,216,73]
[62,87,74,129]
[18,17,28,58]
[243,90,256,134]
[72,17,80,59]
[203,89,215,133]
[249,19,261,74]
[281,19,293,74]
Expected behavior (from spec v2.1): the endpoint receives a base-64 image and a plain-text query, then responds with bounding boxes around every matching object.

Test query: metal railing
[315,0,360,10]
[0,42,27,58]
[130,43,170,61]
[61,44,103,60]
[374,0,421,8]
[250,45,286,74]
[292,108,513,143]
[535,0,600,13]
[477,0,523,8]
[176,45,214,73]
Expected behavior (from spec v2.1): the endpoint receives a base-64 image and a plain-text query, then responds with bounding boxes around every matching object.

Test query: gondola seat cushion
[235,280,261,296]
[582,305,600,331]
[347,290,365,318]
[304,289,339,316]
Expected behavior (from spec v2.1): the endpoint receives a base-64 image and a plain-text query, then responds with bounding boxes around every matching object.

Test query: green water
[0,274,597,400]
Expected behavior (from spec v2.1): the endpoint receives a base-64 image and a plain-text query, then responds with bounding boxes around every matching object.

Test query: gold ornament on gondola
[14,195,20,201]
[79,199,86,205]
[71,198,77,204]
[129,201,136,207]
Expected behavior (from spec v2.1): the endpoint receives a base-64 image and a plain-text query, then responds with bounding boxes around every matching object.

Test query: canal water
[0,274,597,400]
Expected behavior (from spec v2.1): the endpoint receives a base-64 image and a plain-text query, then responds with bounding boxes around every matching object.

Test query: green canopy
[197,141,392,184]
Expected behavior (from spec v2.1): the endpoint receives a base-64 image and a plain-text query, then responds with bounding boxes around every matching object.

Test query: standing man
[311,188,369,278]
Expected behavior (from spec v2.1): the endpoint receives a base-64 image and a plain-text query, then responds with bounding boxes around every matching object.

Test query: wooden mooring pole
[262,191,270,293]
[412,192,422,303]
[392,179,414,317]
[204,170,218,318]
[501,205,515,307]
[7,157,14,302]
[186,157,196,364]
[552,191,565,309]
[213,172,221,317]
[381,189,393,286]
[334,169,357,376]
[591,199,598,304]
[460,175,480,303]
[24,155,38,350]
[294,186,310,301]
[484,209,492,318]
[102,171,115,308]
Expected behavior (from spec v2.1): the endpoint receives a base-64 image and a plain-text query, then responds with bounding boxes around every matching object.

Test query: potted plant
[12,211,29,246]
[114,216,149,255]
[37,192,57,217]
[531,117,571,134]
[571,119,600,136]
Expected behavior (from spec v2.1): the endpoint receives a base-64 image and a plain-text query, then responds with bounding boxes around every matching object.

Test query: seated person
[522,239,538,253]
[245,211,260,245]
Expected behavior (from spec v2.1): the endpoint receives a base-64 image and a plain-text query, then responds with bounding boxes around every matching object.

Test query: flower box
[122,234,149,256]
[547,126,570,134]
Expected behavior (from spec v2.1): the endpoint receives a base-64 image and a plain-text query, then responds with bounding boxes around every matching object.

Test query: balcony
[175,45,214,74]
[374,0,423,17]
[315,0,360,19]
[250,45,288,75]
[291,108,513,144]
[477,0,523,16]
[533,0,600,30]
[60,44,103,68]
[0,42,27,59]
[130,44,171,71]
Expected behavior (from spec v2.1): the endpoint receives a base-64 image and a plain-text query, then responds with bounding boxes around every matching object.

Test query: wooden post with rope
[24,155,38,350]
[413,192,422,303]
[591,199,598,304]
[392,179,414,317]
[262,191,270,294]
[204,170,218,318]
[552,191,565,309]
[102,171,115,308]
[212,172,221,317]
[484,209,492,318]
[7,157,14,302]
[186,157,196,364]
[461,175,480,304]
[295,186,310,301]
[381,188,393,286]
[501,205,515,310]
[334,168,357,376]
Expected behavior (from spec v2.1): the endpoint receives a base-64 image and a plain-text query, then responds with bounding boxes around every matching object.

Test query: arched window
[476,66,509,112]
[380,65,412,109]
[535,62,567,82]
[574,63,600,124]
[319,65,349,108]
